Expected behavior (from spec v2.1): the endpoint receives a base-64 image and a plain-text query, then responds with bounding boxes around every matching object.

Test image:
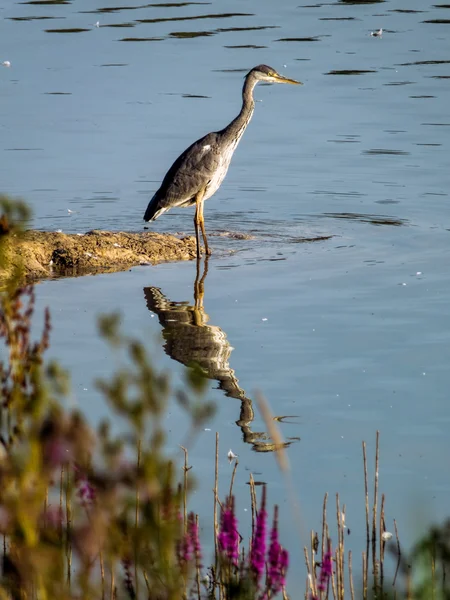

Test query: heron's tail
[143,193,168,222]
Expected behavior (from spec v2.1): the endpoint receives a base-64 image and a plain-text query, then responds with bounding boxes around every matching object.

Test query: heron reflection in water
[144,258,298,452]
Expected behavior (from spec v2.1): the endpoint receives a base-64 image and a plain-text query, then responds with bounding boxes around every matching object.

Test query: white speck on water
[370,28,383,37]
[204,428,211,431]
[150,314,155,318]
[312,328,315,332]
[227,449,238,463]
[262,318,268,322]
[56,229,62,233]
[83,388,88,391]
[401,282,407,286]
[95,21,100,28]
[423,372,426,376]
[68,209,75,214]
[416,271,422,276]
[2,61,11,68]
[382,531,393,541]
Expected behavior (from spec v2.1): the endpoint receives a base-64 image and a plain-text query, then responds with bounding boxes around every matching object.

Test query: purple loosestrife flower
[267,506,288,595]
[250,485,267,585]
[311,542,333,600]
[188,512,203,568]
[218,496,239,567]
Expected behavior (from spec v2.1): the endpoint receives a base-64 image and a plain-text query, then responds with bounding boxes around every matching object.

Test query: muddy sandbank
[2,229,198,281]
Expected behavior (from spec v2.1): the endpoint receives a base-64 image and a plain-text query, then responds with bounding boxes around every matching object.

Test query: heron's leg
[198,200,211,256]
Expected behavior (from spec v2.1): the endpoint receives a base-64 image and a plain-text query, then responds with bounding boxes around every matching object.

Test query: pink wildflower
[218,496,239,566]
[250,486,267,585]
[267,506,288,594]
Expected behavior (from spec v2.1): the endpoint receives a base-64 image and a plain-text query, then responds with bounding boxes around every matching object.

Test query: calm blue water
[2,0,450,590]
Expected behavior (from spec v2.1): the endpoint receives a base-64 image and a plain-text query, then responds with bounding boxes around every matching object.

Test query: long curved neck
[221,74,257,143]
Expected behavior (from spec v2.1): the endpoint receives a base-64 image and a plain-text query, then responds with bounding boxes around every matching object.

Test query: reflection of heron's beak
[276,74,303,85]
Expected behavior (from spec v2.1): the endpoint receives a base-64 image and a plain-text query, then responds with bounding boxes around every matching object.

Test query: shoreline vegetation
[1,195,450,599]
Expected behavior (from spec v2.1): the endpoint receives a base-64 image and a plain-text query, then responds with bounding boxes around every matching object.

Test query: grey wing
[157,132,222,208]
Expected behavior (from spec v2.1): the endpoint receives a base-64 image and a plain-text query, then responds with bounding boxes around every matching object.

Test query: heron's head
[247,64,302,85]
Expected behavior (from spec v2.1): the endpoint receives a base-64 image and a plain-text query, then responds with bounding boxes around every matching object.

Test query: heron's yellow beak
[275,73,303,85]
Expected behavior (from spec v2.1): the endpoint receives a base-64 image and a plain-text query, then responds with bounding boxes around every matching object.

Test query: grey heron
[143,65,302,258]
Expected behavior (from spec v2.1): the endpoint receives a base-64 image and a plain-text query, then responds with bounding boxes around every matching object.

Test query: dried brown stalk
[348,550,355,600]
[304,546,314,597]
[229,458,239,498]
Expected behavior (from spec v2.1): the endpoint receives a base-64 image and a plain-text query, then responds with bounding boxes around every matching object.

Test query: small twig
[310,530,317,595]
[336,493,344,600]
[321,493,328,562]
[348,550,355,600]
[372,431,380,583]
[229,458,239,498]
[331,549,337,600]
[393,519,402,587]
[180,445,189,531]
[362,442,370,548]
[379,492,386,596]
[196,513,201,599]
[303,546,314,596]
[362,551,367,600]
[249,474,257,543]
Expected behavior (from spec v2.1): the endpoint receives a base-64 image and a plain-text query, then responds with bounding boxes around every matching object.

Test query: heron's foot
[205,247,212,256]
